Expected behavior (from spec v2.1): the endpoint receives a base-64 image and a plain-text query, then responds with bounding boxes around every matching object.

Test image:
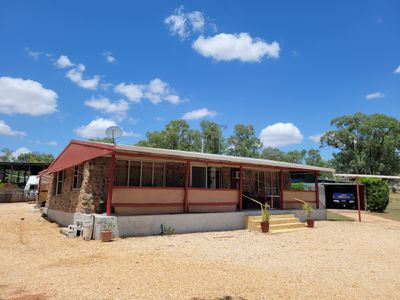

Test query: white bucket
[82,222,93,241]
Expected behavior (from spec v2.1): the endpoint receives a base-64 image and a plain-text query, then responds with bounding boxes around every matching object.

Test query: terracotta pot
[307,219,314,228]
[101,230,113,242]
[260,221,269,233]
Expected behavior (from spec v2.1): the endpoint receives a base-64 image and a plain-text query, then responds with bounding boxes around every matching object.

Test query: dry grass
[1,203,400,299]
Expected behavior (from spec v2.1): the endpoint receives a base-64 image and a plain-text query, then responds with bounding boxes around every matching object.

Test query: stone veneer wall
[46,157,111,213]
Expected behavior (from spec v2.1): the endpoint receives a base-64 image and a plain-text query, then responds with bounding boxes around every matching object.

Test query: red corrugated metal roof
[40,140,114,175]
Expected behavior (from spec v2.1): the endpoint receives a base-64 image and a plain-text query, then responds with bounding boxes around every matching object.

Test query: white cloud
[12,147,31,159]
[259,123,303,147]
[309,134,323,143]
[55,55,74,68]
[114,78,182,104]
[192,33,280,62]
[0,77,58,116]
[165,6,205,39]
[187,11,205,32]
[182,108,217,120]
[103,51,116,63]
[75,118,116,138]
[0,120,26,137]
[66,64,100,90]
[46,141,57,146]
[394,66,400,74]
[74,118,139,139]
[365,92,384,100]
[84,97,129,114]
[34,140,58,146]
[25,48,42,60]
[114,83,143,103]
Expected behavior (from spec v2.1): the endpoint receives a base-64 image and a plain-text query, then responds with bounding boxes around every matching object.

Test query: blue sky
[1,0,399,159]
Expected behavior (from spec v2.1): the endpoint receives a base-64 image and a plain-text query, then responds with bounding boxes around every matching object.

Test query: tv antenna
[105,126,123,144]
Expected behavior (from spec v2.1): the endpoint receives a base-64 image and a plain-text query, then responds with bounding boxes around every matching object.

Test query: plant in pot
[260,203,271,233]
[100,219,115,242]
[303,202,314,228]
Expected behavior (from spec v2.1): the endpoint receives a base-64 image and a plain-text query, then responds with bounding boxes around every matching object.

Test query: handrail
[242,194,267,210]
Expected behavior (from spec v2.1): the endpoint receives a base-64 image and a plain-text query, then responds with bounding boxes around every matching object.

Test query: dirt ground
[1,203,400,300]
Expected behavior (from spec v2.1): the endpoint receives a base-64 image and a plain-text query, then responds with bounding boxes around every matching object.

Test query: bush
[291,182,304,190]
[360,178,389,212]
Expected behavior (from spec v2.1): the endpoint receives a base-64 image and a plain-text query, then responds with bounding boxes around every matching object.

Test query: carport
[335,174,400,222]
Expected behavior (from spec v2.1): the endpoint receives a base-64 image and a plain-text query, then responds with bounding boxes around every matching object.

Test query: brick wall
[46,157,110,213]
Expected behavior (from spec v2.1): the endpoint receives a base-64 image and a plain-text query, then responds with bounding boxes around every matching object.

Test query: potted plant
[100,219,114,242]
[303,202,314,228]
[260,203,271,233]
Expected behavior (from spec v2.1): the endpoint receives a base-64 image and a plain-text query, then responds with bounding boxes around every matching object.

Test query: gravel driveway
[1,203,400,299]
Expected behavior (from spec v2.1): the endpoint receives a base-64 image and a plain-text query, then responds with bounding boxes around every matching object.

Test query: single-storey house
[41,140,334,236]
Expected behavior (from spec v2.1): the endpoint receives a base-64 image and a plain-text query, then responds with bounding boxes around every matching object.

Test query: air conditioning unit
[233,171,245,180]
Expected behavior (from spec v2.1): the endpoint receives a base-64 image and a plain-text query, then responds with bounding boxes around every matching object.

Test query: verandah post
[184,160,190,213]
[315,171,319,209]
[106,152,116,216]
[239,166,243,210]
[280,171,284,209]
[356,176,361,222]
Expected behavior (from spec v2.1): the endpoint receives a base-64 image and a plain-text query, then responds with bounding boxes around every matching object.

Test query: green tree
[137,120,202,151]
[261,147,287,161]
[285,150,307,164]
[304,149,328,167]
[17,152,54,163]
[321,113,400,174]
[226,124,261,158]
[200,121,225,154]
[89,138,114,143]
[0,148,13,162]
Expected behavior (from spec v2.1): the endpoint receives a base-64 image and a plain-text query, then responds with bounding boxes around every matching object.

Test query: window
[141,162,153,187]
[221,167,232,189]
[191,166,223,189]
[129,161,141,186]
[153,163,164,187]
[72,165,84,189]
[207,167,222,189]
[165,163,185,187]
[114,160,168,187]
[191,166,207,188]
[55,171,64,195]
[115,160,129,186]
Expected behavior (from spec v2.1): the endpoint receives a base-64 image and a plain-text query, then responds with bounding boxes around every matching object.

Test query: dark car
[332,192,356,209]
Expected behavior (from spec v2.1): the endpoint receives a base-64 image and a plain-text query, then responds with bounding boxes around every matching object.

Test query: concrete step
[246,213,308,234]
[269,227,309,234]
[254,222,305,231]
[248,214,295,221]
[269,222,306,231]
[270,217,301,225]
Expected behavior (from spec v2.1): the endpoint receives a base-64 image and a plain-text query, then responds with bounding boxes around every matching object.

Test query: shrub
[360,178,389,212]
[291,182,304,190]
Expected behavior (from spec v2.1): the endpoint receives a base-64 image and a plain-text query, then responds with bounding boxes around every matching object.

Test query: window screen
[191,166,206,188]
[129,161,141,186]
[153,163,164,187]
[221,167,232,189]
[141,162,153,187]
[73,165,84,189]
[55,171,64,195]
[165,163,185,187]
[207,167,222,189]
[115,160,128,186]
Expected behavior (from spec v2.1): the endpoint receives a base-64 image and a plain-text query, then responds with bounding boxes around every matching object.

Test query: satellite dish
[105,126,123,144]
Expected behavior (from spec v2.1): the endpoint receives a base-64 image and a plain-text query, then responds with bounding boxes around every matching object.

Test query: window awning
[40,141,114,176]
